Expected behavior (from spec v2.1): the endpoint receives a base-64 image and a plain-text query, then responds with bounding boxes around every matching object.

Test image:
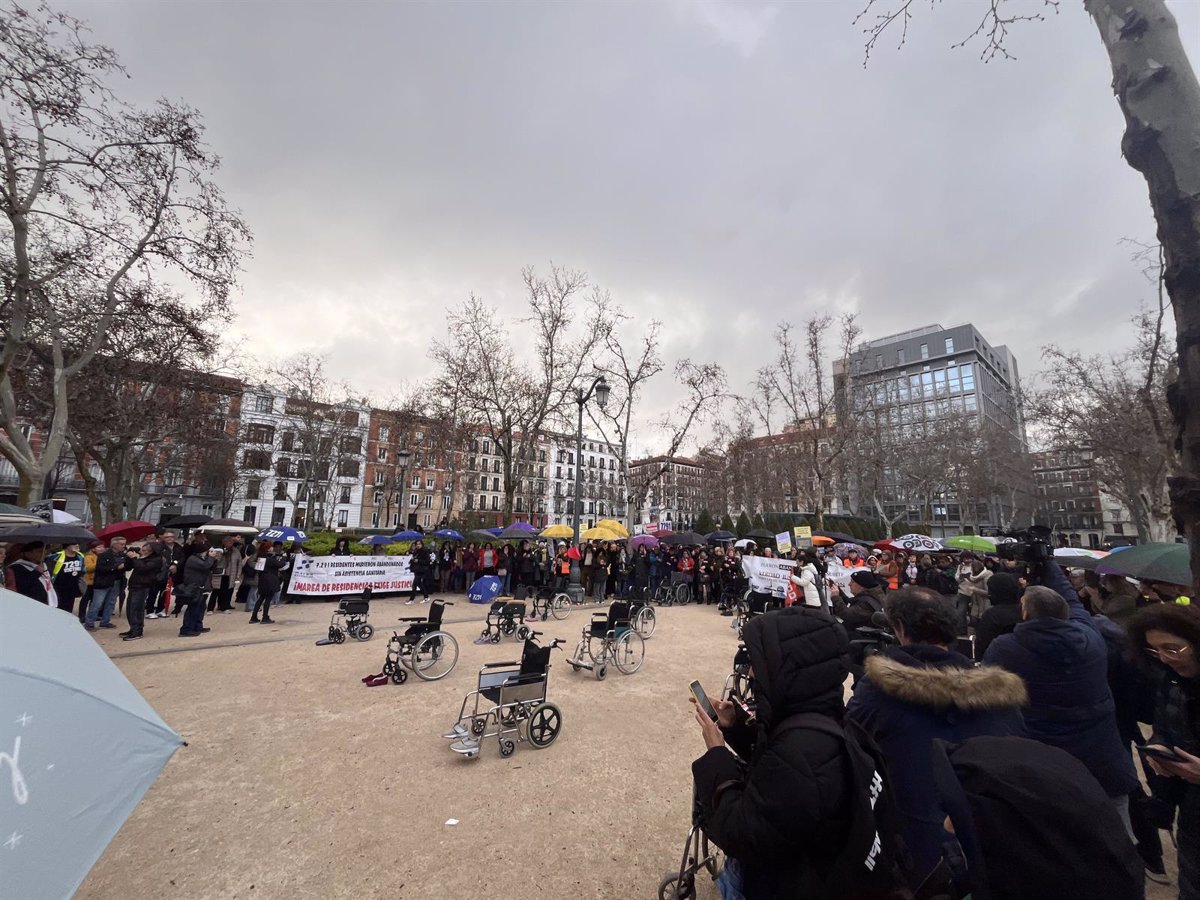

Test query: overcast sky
[64,0,1200,454]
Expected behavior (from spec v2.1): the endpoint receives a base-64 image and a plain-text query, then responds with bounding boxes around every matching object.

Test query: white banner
[741,556,797,598]
[288,555,414,596]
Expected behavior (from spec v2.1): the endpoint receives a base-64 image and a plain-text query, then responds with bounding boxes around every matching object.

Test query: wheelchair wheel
[412,631,459,681]
[657,872,696,900]
[499,738,515,758]
[551,594,572,620]
[327,625,338,642]
[355,624,374,642]
[390,668,407,685]
[490,631,501,644]
[526,702,562,749]
[595,663,607,681]
[502,620,516,636]
[332,629,346,645]
[614,630,646,674]
[516,625,529,641]
[471,716,487,736]
[635,606,657,638]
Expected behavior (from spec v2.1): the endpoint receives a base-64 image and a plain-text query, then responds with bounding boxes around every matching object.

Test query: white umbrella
[1053,547,1108,560]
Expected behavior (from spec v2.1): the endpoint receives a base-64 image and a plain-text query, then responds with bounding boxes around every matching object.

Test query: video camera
[995,525,1054,580]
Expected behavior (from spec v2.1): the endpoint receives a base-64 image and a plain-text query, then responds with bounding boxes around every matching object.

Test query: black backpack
[774,713,919,900]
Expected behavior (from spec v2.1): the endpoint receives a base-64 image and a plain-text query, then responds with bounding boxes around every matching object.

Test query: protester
[84,536,128,630]
[5,542,58,607]
[178,545,219,637]
[955,557,991,628]
[848,587,1026,882]
[1126,603,1200,899]
[147,529,183,619]
[691,607,855,898]
[406,538,433,605]
[983,566,1139,832]
[44,542,85,615]
[236,543,258,612]
[1097,573,1142,624]
[973,571,1022,659]
[122,542,163,641]
[250,540,283,624]
[331,537,352,556]
[78,540,102,623]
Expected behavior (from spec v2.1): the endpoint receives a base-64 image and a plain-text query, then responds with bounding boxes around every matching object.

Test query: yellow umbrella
[540,524,575,539]
[581,526,621,541]
[596,518,630,538]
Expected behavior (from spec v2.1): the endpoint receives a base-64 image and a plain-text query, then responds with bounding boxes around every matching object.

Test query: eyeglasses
[1145,645,1194,661]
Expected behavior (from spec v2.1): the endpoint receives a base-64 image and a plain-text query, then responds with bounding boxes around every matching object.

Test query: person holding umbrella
[4,542,58,607]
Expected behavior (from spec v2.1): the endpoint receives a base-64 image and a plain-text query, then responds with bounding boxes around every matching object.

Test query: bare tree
[854,0,1200,597]
[430,264,613,517]
[0,3,250,503]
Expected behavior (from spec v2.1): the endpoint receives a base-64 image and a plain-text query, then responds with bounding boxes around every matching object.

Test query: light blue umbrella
[255,525,307,543]
[359,534,397,546]
[392,530,424,542]
[432,528,464,541]
[0,588,184,899]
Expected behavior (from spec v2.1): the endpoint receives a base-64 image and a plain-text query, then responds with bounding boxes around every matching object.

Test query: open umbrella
[0,522,97,545]
[832,542,865,557]
[198,518,258,536]
[661,531,706,547]
[432,528,464,541]
[34,509,81,524]
[811,535,835,547]
[734,538,757,550]
[816,530,873,547]
[0,587,184,899]
[467,574,503,604]
[468,529,499,543]
[359,534,397,546]
[630,534,660,549]
[1055,554,1103,572]
[944,535,997,553]
[0,503,46,528]
[596,518,630,538]
[392,530,424,542]
[888,534,944,553]
[486,527,504,537]
[1097,542,1191,587]
[504,521,537,533]
[255,526,308,544]
[565,546,582,561]
[747,529,776,541]
[499,524,540,540]
[1053,547,1107,560]
[162,514,211,530]
[540,524,575,539]
[98,520,157,544]
[581,526,622,541]
[706,530,736,543]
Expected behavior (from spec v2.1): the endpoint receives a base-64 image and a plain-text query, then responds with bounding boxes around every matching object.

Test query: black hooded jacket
[692,608,853,899]
[974,573,1022,659]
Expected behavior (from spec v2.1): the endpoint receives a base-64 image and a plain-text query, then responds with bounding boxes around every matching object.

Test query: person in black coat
[691,607,853,899]
[983,562,1138,828]
[407,539,433,605]
[848,586,1027,883]
[251,541,284,624]
[178,548,219,637]
[122,543,163,641]
[834,570,887,632]
[974,572,1023,659]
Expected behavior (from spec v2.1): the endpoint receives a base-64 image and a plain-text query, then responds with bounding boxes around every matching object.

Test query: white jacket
[789,563,821,607]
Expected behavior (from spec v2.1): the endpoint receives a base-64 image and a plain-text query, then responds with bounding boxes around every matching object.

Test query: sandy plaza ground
[76,598,1176,900]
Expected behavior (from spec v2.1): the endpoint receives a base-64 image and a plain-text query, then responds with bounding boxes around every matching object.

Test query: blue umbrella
[359,534,397,546]
[468,575,502,604]
[0,588,184,898]
[432,528,464,541]
[255,526,307,544]
[392,530,424,542]
[706,530,736,543]
[486,527,504,537]
[505,521,537,533]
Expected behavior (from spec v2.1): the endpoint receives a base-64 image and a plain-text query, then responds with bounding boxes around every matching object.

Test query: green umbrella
[943,535,996,553]
[1097,542,1191,587]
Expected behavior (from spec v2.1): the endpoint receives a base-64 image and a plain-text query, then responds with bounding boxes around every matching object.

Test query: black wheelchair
[479,598,529,644]
[566,600,645,680]
[325,588,374,643]
[734,591,782,640]
[528,586,572,621]
[376,600,459,684]
[628,595,656,639]
[444,630,565,759]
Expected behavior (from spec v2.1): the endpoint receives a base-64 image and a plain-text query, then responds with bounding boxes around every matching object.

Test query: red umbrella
[97,519,157,543]
[565,546,581,561]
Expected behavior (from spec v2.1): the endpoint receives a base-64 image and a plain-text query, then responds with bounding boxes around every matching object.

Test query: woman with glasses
[1127,602,1200,900]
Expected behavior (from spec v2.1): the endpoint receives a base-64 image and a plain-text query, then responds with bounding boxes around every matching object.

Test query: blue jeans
[181,593,207,634]
[716,857,745,900]
[85,585,120,627]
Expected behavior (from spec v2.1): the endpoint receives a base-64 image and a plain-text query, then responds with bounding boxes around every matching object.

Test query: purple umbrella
[505,521,537,532]
[630,534,660,549]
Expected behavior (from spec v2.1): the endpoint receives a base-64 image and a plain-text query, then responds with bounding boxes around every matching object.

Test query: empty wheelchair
[629,596,656,638]
[734,592,782,640]
[528,586,572,621]
[722,642,754,710]
[479,598,529,644]
[443,631,565,759]
[376,600,459,684]
[566,600,645,680]
[326,588,374,643]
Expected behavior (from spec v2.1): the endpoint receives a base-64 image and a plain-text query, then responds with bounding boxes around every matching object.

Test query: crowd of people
[684,546,1198,900]
[1,528,306,639]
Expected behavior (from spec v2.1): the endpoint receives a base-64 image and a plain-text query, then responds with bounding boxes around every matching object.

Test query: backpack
[774,713,917,900]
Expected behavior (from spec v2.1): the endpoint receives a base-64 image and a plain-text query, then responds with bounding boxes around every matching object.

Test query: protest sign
[288,555,414,596]
[776,531,793,553]
[793,525,813,549]
[742,555,797,598]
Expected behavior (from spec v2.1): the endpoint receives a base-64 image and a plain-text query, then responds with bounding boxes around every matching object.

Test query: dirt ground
[76,597,1176,900]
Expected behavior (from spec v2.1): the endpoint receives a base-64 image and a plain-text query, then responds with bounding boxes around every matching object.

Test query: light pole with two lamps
[568,373,610,603]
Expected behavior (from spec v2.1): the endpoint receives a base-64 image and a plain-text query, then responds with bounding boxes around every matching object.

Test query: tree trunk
[1085,0,1200,593]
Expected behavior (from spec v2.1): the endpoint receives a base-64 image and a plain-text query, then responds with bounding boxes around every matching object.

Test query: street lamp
[397,446,411,531]
[569,374,609,602]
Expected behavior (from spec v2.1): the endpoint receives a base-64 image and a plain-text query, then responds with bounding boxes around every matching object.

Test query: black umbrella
[660,530,706,547]
[815,530,873,547]
[468,529,500,543]
[0,522,97,544]
[163,514,211,529]
[747,529,776,540]
[706,530,736,543]
[497,525,537,540]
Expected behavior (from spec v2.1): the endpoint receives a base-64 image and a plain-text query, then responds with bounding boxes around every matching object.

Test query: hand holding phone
[1140,744,1186,763]
[690,680,719,722]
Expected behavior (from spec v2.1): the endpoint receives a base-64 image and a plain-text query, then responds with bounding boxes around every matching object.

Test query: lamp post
[397,446,411,531]
[569,374,610,602]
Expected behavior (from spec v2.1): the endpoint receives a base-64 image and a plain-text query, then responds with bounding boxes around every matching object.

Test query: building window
[247,478,262,500]
[491,495,499,511]
[466,495,474,511]
[337,509,348,527]
[242,449,271,470]
[945,337,954,354]
[479,474,488,490]
[920,343,929,359]
[246,423,274,444]
[338,460,360,478]
[897,348,906,364]
[276,458,291,478]
[492,477,500,492]
[373,491,383,505]
[274,481,288,500]
[379,425,390,442]
[243,506,256,523]
[281,431,295,452]
[271,506,286,526]
[255,395,273,414]
[339,486,351,504]
[442,495,451,509]
[423,513,432,527]
[478,494,486,510]
[408,493,417,508]
[371,512,379,527]
[483,439,491,454]
[378,447,388,462]
[410,474,420,489]
[422,495,432,509]
[492,459,501,474]
[426,476,435,489]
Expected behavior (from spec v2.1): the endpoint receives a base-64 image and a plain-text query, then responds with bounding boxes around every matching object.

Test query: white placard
[287,555,414,596]
[741,556,797,598]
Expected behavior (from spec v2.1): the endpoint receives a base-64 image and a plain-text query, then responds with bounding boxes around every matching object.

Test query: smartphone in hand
[1140,745,1186,763]
[690,680,718,722]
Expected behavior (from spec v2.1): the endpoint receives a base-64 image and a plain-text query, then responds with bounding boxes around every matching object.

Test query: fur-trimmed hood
[865,649,1028,711]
